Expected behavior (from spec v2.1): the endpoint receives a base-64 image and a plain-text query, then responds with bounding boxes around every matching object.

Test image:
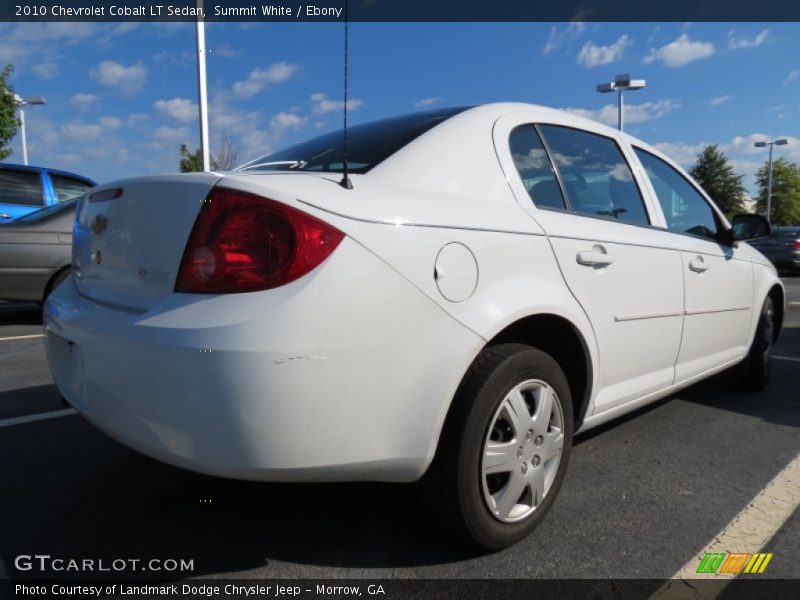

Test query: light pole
[754,139,789,225]
[195,0,210,171]
[13,93,46,166]
[596,74,646,131]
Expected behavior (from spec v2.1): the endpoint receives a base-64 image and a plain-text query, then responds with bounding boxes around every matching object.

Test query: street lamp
[754,138,789,225]
[13,93,46,166]
[596,74,646,131]
[195,0,210,171]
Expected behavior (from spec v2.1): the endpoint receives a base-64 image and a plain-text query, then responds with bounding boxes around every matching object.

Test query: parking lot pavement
[0,282,798,582]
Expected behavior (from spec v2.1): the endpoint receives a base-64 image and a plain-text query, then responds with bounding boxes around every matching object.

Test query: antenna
[339,0,353,189]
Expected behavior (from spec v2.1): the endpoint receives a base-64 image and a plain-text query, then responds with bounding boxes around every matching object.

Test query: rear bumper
[44,238,483,482]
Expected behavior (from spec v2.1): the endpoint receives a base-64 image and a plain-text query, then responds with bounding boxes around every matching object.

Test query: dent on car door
[499,120,684,412]
[633,148,754,381]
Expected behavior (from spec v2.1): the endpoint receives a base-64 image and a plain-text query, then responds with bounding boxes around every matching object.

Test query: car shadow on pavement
[0,303,42,326]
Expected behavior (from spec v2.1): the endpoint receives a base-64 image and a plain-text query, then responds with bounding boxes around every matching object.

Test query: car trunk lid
[73,173,221,311]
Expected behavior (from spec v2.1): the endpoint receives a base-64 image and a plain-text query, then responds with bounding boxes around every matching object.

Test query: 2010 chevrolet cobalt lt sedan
[44,104,784,550]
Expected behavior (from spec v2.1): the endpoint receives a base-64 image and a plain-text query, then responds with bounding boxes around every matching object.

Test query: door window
[0,169,44,206]
[508,125,566,210]
[539,125,650,226]
[634,148,722,241]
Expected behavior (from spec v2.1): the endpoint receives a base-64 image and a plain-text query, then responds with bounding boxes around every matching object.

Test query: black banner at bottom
[3,579,800,600]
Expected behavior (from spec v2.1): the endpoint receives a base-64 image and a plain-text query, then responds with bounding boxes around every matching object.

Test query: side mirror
[731,213,771,242]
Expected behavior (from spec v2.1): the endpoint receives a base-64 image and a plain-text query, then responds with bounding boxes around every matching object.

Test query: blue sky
[1,21,798,193]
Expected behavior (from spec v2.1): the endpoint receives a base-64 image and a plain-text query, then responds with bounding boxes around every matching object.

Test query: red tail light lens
[175,188,344,293]
[791,239,800,250]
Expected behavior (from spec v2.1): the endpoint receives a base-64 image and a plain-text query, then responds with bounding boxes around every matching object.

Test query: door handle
[688,257,709,273]
[576,250,615,267]
[0,213,11,219]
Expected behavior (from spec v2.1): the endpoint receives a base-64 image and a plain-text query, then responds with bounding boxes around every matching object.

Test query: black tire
[739,296,775,391]
[419,343,573,550]
[43,267,71,302]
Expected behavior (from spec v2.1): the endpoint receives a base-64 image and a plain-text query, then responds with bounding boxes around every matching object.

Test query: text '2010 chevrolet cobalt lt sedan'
[44,104,784,549]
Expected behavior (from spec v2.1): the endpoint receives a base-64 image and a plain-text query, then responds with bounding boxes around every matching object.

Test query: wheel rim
[481,379,564,523]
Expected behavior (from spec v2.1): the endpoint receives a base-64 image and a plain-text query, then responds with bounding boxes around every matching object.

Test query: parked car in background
[748,226,800,273]
[0,199,77,302]
[0,163,95,221]
[44,103,784,550]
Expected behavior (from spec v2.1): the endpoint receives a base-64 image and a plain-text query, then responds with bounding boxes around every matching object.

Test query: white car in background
[44,104,784,550]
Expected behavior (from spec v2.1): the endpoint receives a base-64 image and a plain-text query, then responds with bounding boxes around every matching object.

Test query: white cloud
[784,69,799,85]
[643,34,714,68]
[728,29,770,50]
[98,116,122,129]
[232,62,299,99]
[562,99,680,127]
[61,121,103,142]
[152,125,190,144]
[32,62,59,80]
[709,95,731,107]
[70,93,100,111]
[577,35,630,68]
[542,22,587,56]
[90,60,148,96]
[270,112,308,131]
[154,98,199,123]
[310,93,364,116]
[414,97,444,109]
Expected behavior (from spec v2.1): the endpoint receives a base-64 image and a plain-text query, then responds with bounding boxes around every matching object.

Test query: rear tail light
[792,240,800,250]
[175,188,344,293]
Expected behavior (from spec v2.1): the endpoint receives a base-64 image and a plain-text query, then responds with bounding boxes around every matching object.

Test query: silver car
[749,226,800,273]
[0,199,76,303]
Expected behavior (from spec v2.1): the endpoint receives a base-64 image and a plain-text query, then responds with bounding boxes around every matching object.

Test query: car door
[494,115,685,412]
[632,147,754,381]
[0,168,46,221]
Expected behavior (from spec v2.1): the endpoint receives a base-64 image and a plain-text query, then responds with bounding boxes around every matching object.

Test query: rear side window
[634,148,722,241]
[51,175,93,202]
[538,125,649,226]
[0,169,44,206]
[509,125,566,210]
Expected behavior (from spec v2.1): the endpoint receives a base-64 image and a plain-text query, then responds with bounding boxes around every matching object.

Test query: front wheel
[739,296,775,391]
[420,344,573,550]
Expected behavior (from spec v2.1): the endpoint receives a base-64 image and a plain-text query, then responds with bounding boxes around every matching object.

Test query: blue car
[0,163,95,221]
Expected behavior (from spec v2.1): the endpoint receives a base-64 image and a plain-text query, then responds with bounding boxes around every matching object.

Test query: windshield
[15,198,78,223]
[238,107,469,174]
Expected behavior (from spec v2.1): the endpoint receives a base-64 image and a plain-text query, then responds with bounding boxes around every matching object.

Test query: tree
[178,130,239,173]
[0,64,20,161]
[179,144,204,172]
[755,157,800,226]
[689,144,747,217]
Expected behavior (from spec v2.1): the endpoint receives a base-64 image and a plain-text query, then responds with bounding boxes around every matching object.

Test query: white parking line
[775,355,800,363]
[652,452,800,598]
[0,333,44,342]
[0,408,77,429]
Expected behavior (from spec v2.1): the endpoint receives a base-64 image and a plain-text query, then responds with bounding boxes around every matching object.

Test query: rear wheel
[740,296,775,390]
[420,344,573,550]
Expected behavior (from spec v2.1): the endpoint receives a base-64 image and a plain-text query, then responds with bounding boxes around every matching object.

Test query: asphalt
[0,277,798,582]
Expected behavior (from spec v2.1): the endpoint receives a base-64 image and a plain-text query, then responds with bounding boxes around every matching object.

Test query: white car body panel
[44,102,784,482]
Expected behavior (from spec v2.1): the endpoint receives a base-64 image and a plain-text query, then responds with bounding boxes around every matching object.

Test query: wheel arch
[485,313,594,429]
[42,265,71,303]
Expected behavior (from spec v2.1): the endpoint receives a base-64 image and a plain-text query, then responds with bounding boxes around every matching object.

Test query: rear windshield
[773,228,800,238]
[237,107,469,174]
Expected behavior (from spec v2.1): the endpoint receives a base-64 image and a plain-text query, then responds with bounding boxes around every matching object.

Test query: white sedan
[44,103,784,550]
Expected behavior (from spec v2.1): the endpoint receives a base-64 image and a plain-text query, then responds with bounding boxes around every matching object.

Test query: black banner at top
[2,0,800,22]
